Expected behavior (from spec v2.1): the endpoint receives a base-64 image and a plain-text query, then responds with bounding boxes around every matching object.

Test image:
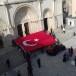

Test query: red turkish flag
[15,31,56,52]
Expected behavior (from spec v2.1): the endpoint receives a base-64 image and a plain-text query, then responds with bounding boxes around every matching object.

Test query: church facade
[0,0,63,47]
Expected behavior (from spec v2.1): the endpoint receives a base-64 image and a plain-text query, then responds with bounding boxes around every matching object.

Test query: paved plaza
[0,26,76,76]
[1,50,76,76]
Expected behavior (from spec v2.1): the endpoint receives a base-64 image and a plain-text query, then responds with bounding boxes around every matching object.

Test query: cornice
[0,0,37,6]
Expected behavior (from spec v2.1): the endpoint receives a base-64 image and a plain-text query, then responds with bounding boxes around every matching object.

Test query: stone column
[37,0,43,28]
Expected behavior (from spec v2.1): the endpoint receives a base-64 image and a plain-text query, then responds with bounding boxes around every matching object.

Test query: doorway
[24,22,29,35]
[17,24,23,37]
[43,18,48,31]
[0,36,3,48]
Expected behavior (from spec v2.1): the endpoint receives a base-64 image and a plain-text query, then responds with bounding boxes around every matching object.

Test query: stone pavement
[54,26,76,43]
[0,26,76,76]
[1,51,76,76]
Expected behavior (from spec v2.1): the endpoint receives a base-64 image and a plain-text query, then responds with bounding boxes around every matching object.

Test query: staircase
[0,47,26,75]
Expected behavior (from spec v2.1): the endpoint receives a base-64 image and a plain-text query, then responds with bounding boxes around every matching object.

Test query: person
[27,65,33,76]
[37,58,41,68]
[17,71,21,76]
[52,31,56,38]
[61,25,63,29]
[57,39,60,44]
[66,51,69,60]
[68,48,72,57]
[12,39,16,46]
[26,52,31,62]
[73,31,76,36]
[41,47,44,54]
[62,27,65,33]
[70,22,71,25]
[6,59,10,68]
[50,28,53,34]
[70,46,73,55]
[74,56,76,66]
[63,53,67,62]
[26,53,30,59]
[68,47,73,57]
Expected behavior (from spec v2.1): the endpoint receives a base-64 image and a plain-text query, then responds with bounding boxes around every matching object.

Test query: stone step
[0,48,26,75]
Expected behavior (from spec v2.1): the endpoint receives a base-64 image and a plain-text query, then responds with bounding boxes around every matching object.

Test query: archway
[14,5,39,37]
[43,9,54,32]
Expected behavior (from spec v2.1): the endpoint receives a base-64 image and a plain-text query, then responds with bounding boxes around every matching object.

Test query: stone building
[64,0,76,27]
[0,0,63,48]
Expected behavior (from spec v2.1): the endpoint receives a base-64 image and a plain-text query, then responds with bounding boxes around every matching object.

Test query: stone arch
[43,8,55,31]
[14,4,38,20]
[43,8,53,18]
[14,5,38,25]
[13,4,41,37]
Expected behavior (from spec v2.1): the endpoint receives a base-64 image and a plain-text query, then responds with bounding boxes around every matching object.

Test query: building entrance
[17,24,23,37]
[24,22,29,35]
[43,18,48,31]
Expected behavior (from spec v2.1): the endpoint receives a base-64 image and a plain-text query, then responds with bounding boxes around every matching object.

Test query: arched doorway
[24,22,29,35]
[43,9,54,31]
[0,36,3,48]
[14,5,40,36]
[17,24,23,37]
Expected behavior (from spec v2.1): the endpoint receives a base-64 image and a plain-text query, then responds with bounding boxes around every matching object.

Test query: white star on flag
[34,38,39,41]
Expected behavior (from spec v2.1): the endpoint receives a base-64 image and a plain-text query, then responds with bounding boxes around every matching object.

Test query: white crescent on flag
[23,39,39,46]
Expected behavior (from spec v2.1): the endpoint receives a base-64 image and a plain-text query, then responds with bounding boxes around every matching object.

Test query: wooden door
[24,22,29,35]
[43,18,48,31]
[17,24,23,37]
